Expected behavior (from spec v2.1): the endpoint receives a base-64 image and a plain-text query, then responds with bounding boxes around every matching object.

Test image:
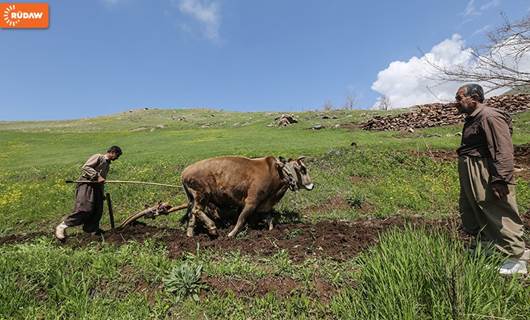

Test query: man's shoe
[55,222,68,241]
[499,258,528,275]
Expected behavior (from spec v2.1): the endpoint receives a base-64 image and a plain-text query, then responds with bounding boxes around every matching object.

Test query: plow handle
[106,193,115,229]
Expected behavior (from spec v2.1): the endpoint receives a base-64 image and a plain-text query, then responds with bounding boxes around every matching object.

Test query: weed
[163,262,207,302]
[346,192,366,209]
[286,227,303,239]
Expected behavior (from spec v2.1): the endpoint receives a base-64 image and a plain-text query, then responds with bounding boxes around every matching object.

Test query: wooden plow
[65,179,186,230]
[118,202,188,229]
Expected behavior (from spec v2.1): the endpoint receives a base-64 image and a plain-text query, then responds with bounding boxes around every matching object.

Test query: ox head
[277,156,314,191]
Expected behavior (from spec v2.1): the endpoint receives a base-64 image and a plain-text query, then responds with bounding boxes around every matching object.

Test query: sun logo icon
[3,4,19,27]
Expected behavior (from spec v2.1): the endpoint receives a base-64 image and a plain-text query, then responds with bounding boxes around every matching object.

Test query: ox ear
[278,156,287,164]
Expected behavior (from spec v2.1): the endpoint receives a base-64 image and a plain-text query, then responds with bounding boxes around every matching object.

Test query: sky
[1,0,529,120]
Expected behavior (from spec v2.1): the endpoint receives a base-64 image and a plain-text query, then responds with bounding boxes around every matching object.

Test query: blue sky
[1,0,529,120]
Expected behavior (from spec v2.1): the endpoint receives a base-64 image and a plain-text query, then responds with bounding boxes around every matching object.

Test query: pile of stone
[361,94,530,131]
[276,114,298,127]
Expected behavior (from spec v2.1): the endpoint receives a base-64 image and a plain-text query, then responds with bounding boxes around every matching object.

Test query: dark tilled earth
[0,216,465,261]
[201,274,346,300]
[1,212,528,299]
[1,212,528,263]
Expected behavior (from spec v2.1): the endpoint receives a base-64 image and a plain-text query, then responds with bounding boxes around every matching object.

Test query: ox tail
[179,202,193,225]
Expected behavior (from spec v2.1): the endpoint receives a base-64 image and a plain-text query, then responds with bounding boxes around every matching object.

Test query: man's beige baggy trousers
[458,156,528,259]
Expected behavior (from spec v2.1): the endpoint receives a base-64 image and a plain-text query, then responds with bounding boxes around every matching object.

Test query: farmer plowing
[55,150,314,241]
[55,146,123,241]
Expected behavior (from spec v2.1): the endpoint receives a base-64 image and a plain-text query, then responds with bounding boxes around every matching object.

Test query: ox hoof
[208,228,219,239]
[186,229,194,237]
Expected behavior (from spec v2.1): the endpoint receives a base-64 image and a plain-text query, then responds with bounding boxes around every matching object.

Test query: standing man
[455,84,528,275]
[55,146,122,241]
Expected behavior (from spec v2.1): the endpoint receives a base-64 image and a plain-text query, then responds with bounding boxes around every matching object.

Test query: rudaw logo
[3,4,18,26]
[0,3,49,29]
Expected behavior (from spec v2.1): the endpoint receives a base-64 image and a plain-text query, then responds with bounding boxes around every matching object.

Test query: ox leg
[186,212,196,237]
[192,205,218,237]
[266,212,274,231]
[183,185,195,237]
[228,203,256,238]
[207,203,221,220]
[185,185,218,237]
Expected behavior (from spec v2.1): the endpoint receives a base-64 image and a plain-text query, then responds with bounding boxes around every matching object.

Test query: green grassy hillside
[1,108,529,319]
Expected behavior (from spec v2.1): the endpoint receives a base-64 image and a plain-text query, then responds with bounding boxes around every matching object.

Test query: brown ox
[181,156,314,237]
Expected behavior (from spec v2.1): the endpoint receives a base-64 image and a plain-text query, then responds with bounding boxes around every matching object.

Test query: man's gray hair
[458,84,485,103]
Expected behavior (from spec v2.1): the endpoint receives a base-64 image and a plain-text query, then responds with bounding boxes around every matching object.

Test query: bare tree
[429,14,530,92]
[375,95,391,111]
[322,100,334,111]
[344,94,357,110]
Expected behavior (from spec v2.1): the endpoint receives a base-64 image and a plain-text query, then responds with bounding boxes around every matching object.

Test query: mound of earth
[361,94,530,131]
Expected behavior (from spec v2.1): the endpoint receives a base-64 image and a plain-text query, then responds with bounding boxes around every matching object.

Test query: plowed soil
[1,214,526,301]
[0,219,452,259]
[202,274,344,300]
[61,216,462,262]
[2,212,528,263]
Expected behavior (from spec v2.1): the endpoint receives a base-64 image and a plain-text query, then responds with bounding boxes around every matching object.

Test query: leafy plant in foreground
[163,262,207,302]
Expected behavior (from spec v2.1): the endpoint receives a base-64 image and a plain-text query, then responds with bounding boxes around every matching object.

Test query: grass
[2,230,527,319]
[1,107,529,319]
[332,228,530,320]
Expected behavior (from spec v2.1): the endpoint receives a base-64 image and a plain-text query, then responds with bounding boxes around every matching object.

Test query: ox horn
[296,156,306,162]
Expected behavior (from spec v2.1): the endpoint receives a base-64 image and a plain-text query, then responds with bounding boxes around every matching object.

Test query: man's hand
[491,182,509,199]
[97,176,106,184]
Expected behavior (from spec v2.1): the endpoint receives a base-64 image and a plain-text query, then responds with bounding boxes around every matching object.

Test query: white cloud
[177,0,220,41]
[371,35,475,109]
[463,0,500,17]
[490,35,530,76]
[480,0,500,11]
[464,0,479,17]
[371,33,530,109]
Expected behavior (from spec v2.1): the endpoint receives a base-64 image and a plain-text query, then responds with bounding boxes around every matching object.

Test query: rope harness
[279,162,298,191]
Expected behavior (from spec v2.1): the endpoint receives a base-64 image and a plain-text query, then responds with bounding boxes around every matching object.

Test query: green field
[1,107,529,319]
